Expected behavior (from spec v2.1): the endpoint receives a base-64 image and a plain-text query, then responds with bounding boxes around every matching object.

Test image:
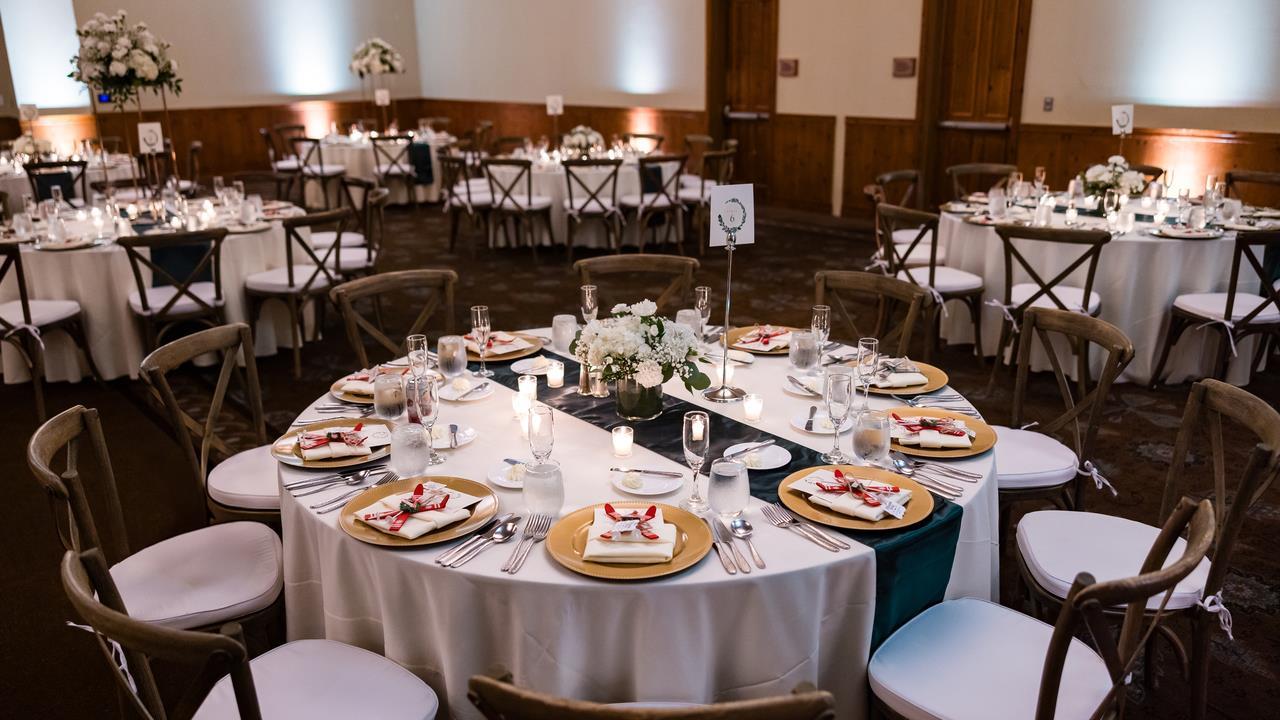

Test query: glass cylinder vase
[615,377,664,421]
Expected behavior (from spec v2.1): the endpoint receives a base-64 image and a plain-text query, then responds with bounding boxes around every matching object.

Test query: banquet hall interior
[1,0,1279,718]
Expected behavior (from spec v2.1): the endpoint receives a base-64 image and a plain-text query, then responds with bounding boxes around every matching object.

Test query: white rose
[108,60,126,76]
[631,299,657,317]
[1107,155,1126,166]
[610,303,630,315]
[1119,170,1145,194]
[1084,165,1107,183]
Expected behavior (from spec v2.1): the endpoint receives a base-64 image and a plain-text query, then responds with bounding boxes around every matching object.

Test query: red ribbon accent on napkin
[360,483,450,531]
[464,334,515,349]
[297,428,369,450]
[812,469,900,507]
[890,413,966,437]
[741,325,787,346]
[599,503,660,540]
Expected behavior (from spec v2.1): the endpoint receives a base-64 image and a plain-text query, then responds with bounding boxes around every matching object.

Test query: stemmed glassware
[406,333,430,380]
[416,376,445,466]
[822,372,854,464]
[470,305,493,378]
[855,337,879,408]
[694,286,711,341]
[680,411,711,514]
[580,285,598,323]
[1033,166,1047,195]
[811,304,831,351]
[528,404,554,461]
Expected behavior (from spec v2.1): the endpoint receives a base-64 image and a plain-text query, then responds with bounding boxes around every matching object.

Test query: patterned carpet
[1,202,1276,718]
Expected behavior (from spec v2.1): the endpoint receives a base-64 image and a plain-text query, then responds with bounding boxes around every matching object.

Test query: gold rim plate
[546,502,712,580]
[864,362,950,396]
[884,406,997,458]
[727,325,801,355]
[467,333,543,363]
[36,238,95,252]
[329,377,375,405]
[338,476,498,547]
[273,417,394,469]
[779,464,935,531]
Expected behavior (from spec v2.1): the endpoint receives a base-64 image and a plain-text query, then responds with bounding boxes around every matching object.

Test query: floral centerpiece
[571,300,710,420]
[349,38,406,78]
[12,136,54,157]
[562,125,604,159]
[1082,155,1145,196]
[69,10,181,109]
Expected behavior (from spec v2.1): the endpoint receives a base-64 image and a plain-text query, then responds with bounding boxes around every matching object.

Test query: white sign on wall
[137,121,165,154]
[545,94,564,116]
[709,184,755,248]
[374,88,391,107]
[1111,104,1134,136]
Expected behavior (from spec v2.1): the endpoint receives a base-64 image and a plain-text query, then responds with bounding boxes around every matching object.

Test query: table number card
[545,94,564,116]
[18,104,38,122]
[374,88,391,107]
[137,122,165,153]
[1111,104,1134,136]
[709,184,755,247]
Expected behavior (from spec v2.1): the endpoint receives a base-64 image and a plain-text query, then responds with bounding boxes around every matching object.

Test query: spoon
[446,515,520,567]
[884,459,963,498]
[290,470,370,497]
[436,512,514,565]
[890,450,980,481]
[729,517,766,569]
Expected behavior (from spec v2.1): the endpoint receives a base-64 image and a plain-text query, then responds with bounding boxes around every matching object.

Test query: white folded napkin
[275,424,392,460]
[340,378,375,396]
[582,506,677,564]
[733,326,792,351]
[791,470,912,522]
[873,372,929,388]
[890,415,972,449]
[353,481,480,539]
[465,331,533,357]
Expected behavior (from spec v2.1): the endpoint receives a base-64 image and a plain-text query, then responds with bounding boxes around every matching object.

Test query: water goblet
[373,373,407,423]
[523,460,564,516]
[789,330,820,376]
[675,308,701,338]
[680,411,710,514]
[852,410,891,468]
[708,459,749,519]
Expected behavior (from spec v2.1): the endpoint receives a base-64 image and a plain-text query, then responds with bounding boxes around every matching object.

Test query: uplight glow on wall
[259,0,357,96]
[614,2,671,95]
[0,0,87,109]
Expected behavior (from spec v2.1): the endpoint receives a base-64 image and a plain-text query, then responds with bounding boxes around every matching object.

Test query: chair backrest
[699,148,735,186]
[574,254,699,316]
[140,323,267,498]
[273,123,306,152]
[0,242,35,331]
[134,151,179,192]
[875,169,921,209]
[877,204,941,281]
[230,170,292,202]
[993,226,1111,315]
[1035,497,1215,720]
[100,136,124,154]
[339,175,390,247]
[370,134,414,177]
[492,135,530,155]
[330,269,459,368]
[683,133,714,176]
[563,158,623,215]
[289,137,328,172]
[1224,170,1280,204]
[440,153,484,211]
[116,228,229,325]
[483,158,535,210]
[61,548,256,720]
[422,116,450,131]
[280,208,353,290]
[623,132,665,153]
[258,127,282,166]
[1219,230,1280,325]
[813,271,930,355]
[187,141,203,189]
[27,405,131,562]
[636,154,687,211]
[1129,163,1163,184]
[1010,308,1135,507]
[946,162,1018,200]
[25,160,88,202]
[468,668,836,720]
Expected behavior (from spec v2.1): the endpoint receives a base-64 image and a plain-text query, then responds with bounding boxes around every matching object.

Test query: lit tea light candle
[691,414,705,442]
[546,360,565,388]
[126,203,139,220]
[612,426,634,457]
[1064,206,1078,225]
[518,373,537,400]
[512,390,532,418]
[743,394,764,421]
[75,210,87,222]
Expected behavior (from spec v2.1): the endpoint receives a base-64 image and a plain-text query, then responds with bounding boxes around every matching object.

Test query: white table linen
[281,331,997,718]
[0,157,137,216]
[305,137,450,208]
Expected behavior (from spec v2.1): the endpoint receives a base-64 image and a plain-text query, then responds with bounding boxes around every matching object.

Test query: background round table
[306,137,451,208]
[0,156,137,216]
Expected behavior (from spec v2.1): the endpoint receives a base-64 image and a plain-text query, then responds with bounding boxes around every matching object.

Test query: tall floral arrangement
[571,300,710,392]
[68,10,181,108]
[349,38,406,78]
[562,125,604,158]
[1082,155,1145,196]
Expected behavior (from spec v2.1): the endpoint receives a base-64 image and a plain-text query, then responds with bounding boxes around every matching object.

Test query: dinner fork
[770,503,852,550]
[290,470,372,497]
[760,504,841,552]
[313,472,399,513]
[503,514,552,574]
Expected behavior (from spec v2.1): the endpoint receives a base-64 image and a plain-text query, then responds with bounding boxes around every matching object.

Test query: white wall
[1022,0,1280,132]
[0,0,85,110]
[413,0,704,110]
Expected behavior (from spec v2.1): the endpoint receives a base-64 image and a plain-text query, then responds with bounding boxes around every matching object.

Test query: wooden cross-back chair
[140,323,275,523]
[483,158,556,257]
[440,152,492,256]
[573,255,699,317]
[1224,170,1280,205]
[813,270,931,356]
[370,134,417,207]
[117,228,229,352]
[1150,230,1280,385]
[289,137,346,210]
[870,496,1216,720]
[230,170,293,202]
[0,243,98,421]
[681,133,714,183]
[25,160,88,205]
[680,149,736,256]
[320,176,389,279]
[468,666,835,720]
[623,132,665,153]
[946,162,1018,200]
[621,153,688,254]
[563,158,624,260]
[330,269,459,369]
[272,123,306,151]
[492,135,529,155]
[870,169,921,210]
[1129,163,1164,184]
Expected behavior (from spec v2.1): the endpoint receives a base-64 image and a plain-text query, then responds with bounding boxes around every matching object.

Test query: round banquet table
[0,210,311,383]
[937,212,1262,385]
[305,136,451,208]
[280,330,999,719]
[0,156,137,216]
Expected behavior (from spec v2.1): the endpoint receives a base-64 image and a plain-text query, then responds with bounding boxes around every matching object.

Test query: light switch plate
[1043,96,1054,112]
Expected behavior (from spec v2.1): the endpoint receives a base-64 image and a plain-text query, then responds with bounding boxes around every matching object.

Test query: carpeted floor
[1,202,1276,718]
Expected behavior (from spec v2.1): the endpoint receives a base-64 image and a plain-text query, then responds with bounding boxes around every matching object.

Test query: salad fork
[313,472,400,513]
[760,504,840,552]
[771,503,852,549]
[503,514,552,574]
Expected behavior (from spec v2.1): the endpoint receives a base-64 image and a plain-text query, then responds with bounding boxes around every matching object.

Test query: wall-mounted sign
[778,59,799,78]
[892,57,917,78]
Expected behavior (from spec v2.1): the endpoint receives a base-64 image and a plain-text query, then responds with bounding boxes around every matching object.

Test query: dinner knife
[609,467,683,478]
[701,516,736,575]
[724,439,776,460]
[715,518,752,573]
[457,382,489,400]
[804,405,818,432]
[787,375,821,397]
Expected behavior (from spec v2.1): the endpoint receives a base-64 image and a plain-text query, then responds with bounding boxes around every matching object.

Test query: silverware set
[437,513,520,568]
[890,392,981,418]
[500,514,553,574]
[312,472,400,513]
[761,503,851,552]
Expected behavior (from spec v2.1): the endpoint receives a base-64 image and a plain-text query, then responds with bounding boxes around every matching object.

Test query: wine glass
[436,335,467,381]
[528,403,554,462]
[852,410,891,468]
[373,374,407,422]
[406,333,430,380]
[212,176,225,202]
[1103,189,1120,216]
[470,305,493,378]
[1033,166,1047,194]
[50,186,66,211]
[810,304,831,351]
[415,377,445,466]
[694,285,712,341]
[822,372,854,464]
[680,411,710,513]
[580,285,598,323]
[855,337,879,404]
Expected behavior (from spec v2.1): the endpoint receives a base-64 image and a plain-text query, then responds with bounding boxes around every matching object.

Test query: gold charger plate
[329,377,375,405]
[466,333,543,363]
[864,362,950,396]
[727,325,802,355]
[272,417,394,469]
[35,237,95,252]
[546,502,712,581]
[338,476,498,548]
[779,464,935,531]
[885,406,997,459]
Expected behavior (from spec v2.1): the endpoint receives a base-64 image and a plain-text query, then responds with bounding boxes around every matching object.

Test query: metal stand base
[703,384,747,403]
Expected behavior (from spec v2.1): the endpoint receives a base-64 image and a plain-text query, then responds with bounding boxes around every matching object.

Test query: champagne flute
[528,404,554,462]
[580,285,598,323]
[694,285,711,341]
[470,305,493,378]
[416,377,445,466]
[406,333,430,380]
[852,411,891,468]
[680,411,711,513]
[811,304,831,351]
[856,337,879,405]
[822,372,854,464]
[1103,188,1120,216]
[1034,166,1047,194]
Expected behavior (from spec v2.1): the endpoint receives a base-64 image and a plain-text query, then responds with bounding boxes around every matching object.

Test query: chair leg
[986,318,1011,395]
[541,210,556,252]
[1211,326,1232,381]
[29,336,47,422]
[966,293,984,362]
[1149,313,1190,388]
[287,295,303,379]
[566,219,576,262]
[66,316,102,382]
[1189,611,1212,720]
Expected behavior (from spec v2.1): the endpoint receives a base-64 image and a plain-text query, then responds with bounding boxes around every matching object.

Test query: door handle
[723,104,770,121]
[938,120,1010,131]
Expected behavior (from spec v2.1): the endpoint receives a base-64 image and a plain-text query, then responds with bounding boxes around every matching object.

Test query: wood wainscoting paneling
[769,114,835,214]
[841,117,919,218]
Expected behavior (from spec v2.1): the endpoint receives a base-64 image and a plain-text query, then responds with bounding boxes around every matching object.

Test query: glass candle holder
[512,391,532,419]
[612,426,634,457]
[518,374,537,400]
[546,360,565,388]
[743,394,764,421]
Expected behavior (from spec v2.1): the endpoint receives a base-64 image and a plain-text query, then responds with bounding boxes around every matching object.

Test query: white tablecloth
[0,158,136,216]
[305,138,450,208]
[281,331,998,718]
[937,213,1261,385]
[0,214,310,383]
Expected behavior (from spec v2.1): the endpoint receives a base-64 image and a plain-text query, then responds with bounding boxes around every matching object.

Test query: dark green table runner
[486,360,963,648]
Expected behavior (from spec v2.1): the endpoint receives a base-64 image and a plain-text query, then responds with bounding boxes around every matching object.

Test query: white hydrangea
[630,299,657,317]
[573,300,708,393]
[349,37,406,77]
[1084,165,1107,183]
[634,360,664,388]
[1118,170,1145,194]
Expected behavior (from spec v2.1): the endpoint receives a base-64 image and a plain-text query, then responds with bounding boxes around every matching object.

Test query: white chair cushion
[619,192,677,210]
[448,192,492,209]
[1010,283,1101,315]
[310,230,366,248]
[326,247,377,271]
[495,195,552,211]
[273,158,301,171]
[244,265,332,293]
[375,162,411,175]
[893,242,947,267]
[1172,292,1280,323]
[110,521,282,630]
[1017,510,1212,610]
[869,597,1111,720]
[896,266,983,293]
[679,173,716,189]
[208,445,279,511]
[194,639,437,720]
[0,298,81,326]
[993,426,1078,490]
[301,164,346,177]
[127,282,221,316]
[564,197,616,213]
[892,228,929,244]
[677,187,711,204]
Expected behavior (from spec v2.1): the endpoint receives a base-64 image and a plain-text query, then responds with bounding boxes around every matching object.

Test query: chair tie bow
[985,299,1019,333]
[1196,593,1234,640]
[1079,460,1117,497]
[1194,318,1238,357]
[863,249,890,274]
[68,621,137,694]
[3,322,45,351]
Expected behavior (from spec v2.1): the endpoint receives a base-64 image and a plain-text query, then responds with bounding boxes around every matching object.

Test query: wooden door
[707,0,778,202]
